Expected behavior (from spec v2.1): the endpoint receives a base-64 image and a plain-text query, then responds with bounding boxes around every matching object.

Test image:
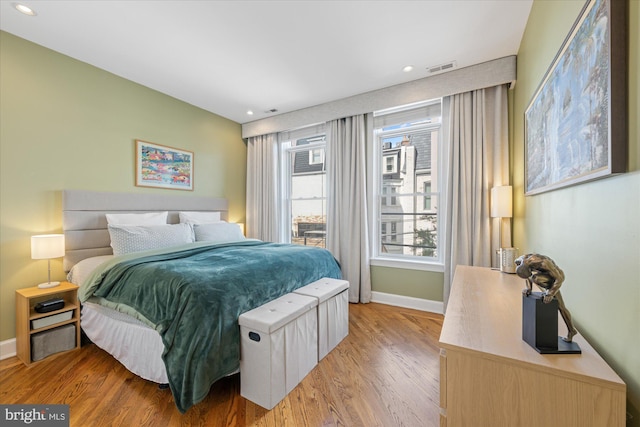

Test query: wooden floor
[0,302,444,427]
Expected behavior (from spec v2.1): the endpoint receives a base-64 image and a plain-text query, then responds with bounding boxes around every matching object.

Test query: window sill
[370,257,444,273]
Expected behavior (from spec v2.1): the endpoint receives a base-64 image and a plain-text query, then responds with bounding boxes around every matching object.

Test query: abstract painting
[524,0,627,195]
[135,140,194,190]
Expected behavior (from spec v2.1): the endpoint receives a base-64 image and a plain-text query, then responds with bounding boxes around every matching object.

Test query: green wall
[371,266,443,301]
[514,0,640,421]
[0,31,247,342]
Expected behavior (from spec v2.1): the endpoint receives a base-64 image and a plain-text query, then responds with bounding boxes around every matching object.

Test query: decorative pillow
[108,223,194,256]
[193,222,245,243]
[66,255,114,286]
[178,211,221,224]
[106,211,168,226]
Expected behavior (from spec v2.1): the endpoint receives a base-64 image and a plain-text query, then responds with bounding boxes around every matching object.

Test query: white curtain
[246,133,280,242]
[326,115,372,303]
[442,84,510,309]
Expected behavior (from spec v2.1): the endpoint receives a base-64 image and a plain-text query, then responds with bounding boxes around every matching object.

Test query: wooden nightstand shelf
[15,282,81,365]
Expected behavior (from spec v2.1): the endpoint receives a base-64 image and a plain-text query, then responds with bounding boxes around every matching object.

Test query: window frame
[279,129,327,246]
[369,100,444,272]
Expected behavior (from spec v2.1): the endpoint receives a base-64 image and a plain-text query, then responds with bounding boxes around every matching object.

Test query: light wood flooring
[0,302,444,427]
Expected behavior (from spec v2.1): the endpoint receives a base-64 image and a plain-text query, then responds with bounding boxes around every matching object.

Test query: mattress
[70,255,168,382]
[72,240,341,412]
[81,301,169,384]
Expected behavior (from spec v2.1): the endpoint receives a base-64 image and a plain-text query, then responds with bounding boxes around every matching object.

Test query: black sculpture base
[522,292,581,354]
[552,337,582,354]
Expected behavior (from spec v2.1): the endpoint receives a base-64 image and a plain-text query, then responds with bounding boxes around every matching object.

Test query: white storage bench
[238,293,318,409]
[294,278,349,360]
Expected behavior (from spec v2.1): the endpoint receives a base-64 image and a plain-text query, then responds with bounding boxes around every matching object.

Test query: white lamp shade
[491,186,513,218]
[31,234,65,259]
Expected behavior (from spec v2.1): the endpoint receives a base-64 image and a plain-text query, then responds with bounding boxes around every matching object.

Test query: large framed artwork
[135,140,194,191]
[524,0,627,195]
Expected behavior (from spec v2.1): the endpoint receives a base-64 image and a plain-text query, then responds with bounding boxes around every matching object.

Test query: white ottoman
[238,293,318,409]
[293,278,349,360]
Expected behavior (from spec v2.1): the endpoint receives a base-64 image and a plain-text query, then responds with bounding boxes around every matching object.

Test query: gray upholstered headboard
[62,189,228,271]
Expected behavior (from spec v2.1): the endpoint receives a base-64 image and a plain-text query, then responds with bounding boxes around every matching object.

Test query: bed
[62,190,342,413]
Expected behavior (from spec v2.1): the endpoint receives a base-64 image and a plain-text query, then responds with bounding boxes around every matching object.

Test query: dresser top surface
[439,265,625,389]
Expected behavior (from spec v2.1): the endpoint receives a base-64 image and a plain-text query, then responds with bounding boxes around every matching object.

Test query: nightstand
[15,282,81,365]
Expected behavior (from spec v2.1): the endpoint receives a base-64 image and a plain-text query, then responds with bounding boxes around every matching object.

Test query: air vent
[264,108,278,114]
[427,61,457,74]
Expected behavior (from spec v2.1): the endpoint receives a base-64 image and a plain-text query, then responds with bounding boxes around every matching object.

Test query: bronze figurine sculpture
[514,254,577,342]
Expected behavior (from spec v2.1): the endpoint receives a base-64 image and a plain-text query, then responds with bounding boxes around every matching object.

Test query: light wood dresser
[439,265,626,427]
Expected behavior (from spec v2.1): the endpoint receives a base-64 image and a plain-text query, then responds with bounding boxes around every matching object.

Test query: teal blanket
[80,240,342,413]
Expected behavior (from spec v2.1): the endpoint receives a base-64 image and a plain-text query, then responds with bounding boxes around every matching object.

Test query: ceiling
[0,0,533,124]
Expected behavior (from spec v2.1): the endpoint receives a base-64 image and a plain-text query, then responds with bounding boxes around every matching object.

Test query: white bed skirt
[81,301,169,384]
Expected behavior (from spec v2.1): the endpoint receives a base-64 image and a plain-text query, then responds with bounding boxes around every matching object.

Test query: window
[383,154,397,173]
[309,148,324,165]
[382,183,401,207]
[372,99,442,263]
[280,128,326,248]
[423,181,432,210]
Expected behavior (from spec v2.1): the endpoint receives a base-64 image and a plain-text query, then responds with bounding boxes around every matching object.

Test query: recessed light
[246,110,254,116]
[402,65,414,73]
[13,3,37,16]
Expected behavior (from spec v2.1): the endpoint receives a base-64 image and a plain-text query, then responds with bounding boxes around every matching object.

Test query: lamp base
[37,281,61,289]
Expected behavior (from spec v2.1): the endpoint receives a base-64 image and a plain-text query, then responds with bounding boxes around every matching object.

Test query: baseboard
[0,338,16,360]
[371,291,444,314]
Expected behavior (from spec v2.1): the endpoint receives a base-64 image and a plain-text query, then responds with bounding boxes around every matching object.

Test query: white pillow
[178,211,221,224]
[106,211,168,226]
[108,223,194,255]
[193,222,245,243]
[66,255,114,286]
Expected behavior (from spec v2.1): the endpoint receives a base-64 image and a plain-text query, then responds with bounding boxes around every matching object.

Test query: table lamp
[491,186,513,271]
[31,234,65,289]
